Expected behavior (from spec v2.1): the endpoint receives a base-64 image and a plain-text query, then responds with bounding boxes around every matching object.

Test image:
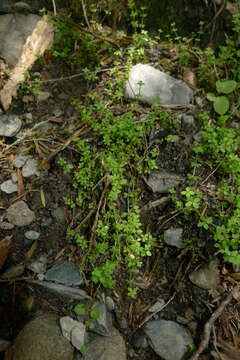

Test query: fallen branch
[190,285,240,360]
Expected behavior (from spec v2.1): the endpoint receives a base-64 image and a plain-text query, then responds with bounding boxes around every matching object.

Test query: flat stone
[25,230,40,240]
[0,221,14,230]
[82,327,127,360]
[27,255,48,274]
[1,179,18,194]
[148,299,165,313]
[26,280,88,300]
[13,155,28,168]
[0,114,22,137]
[189,259,219,290]
[125,64,193,105]
[144,320,193,360]
[11,312,74,360]
[60,316,86,350]
[147,171,184,193]
[6,200,35,226]
[90,302,113,337]
[164,228,185,248]
[22,158,39,177]
[45,260,83,286]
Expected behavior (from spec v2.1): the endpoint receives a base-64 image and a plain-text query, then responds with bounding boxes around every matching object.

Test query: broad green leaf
[213,96,229,115]
[90,308,100,319]
[73,303,86,315]
[216,80,237,94]
[206,92,217,102]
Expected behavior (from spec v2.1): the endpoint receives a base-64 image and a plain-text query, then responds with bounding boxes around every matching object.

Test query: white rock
[125,64,193,105]
[25,230,40,240]
[1,179,18,194]
[22,158,39,177]
[13,154,28,168]
[0,114,22,137]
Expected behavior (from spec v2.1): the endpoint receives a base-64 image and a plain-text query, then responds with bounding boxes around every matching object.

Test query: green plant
[207,80,237,115]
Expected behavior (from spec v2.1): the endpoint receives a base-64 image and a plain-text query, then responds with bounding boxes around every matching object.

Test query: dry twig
[190,285,240,360]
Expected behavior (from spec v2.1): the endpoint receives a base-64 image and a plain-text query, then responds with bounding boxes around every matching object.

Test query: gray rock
[0,221,14,230]
[105,296,115,311]
[147,171,184,193]
[164,228,185,248]
[24,112,33,123]
[25,230,40,240]
[1,264,25,279]
[189,259,219,290]
[90,302,113,337]
[28,255,48,274]
[60,316,86,350]
[26,280,89,300]
[45,260,83,286]
[0,179,18,194]
[13,154,28,168]
[144,320,193,360]
[0,338,11,352]
[125,64,193,105]
[181,114,195,125]
[11,312,74,360]
[0,114,22,137]
[0,0,66,13]
[11,2,31,13]
[82,327,127,360]
[6,200,35,226]
[148,299,165,313]
[22,158,39,177]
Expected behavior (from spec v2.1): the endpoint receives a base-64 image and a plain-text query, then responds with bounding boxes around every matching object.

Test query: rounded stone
[12,312,74,360]
[7,201,35,227]
[1,179,18,194]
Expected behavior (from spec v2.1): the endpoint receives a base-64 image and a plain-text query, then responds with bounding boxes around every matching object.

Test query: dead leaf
[0,236,12,270]
[16,168,25,199]
[25,240,38,261]
[183,68,197,89]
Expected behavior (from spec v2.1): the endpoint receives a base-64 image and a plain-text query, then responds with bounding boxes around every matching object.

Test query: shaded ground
[0,40,239,360]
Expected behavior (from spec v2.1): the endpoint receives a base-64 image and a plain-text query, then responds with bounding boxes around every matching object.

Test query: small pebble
[25,230,40,241]
[13,155,28,168]
[1,179,18,194]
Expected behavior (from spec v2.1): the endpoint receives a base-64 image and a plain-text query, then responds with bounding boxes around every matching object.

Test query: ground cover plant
[51,4,240,297]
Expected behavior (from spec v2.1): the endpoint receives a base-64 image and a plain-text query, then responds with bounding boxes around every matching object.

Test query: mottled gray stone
[125,64,193,105]
[0,179,18,194]
[147,171,184,193]
[144,320,193,360]
[148,299,165,313]
[45,260,83,286]
[60,316,86,350]
[27,280,89,300]
[0,114,22,137]
[0,221,14,230]
[189,259,219,290]
[36,91,51,102]
[82,327,127,360]
[28,255,48,274]
[90,302,113,337]
[25,230,40,240]
[22,158,39,177]
[7,200,35,226]
[164,228,185,248]
[11,312,74,360]
[13,155,28,168]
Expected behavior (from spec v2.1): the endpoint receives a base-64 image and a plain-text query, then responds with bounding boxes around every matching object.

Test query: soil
[0,25,239,360]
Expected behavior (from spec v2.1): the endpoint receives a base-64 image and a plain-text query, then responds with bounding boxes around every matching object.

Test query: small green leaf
[216,80,237,94]
[206,92,217,102]
[80,344,89,355]
[90,308,100,319]
[213,96,229,115]
[73,303,86,316]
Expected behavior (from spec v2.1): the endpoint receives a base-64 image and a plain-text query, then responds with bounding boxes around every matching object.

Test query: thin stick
[190,285,239,360]
[52,0,57,15]
[81,0,91,30]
